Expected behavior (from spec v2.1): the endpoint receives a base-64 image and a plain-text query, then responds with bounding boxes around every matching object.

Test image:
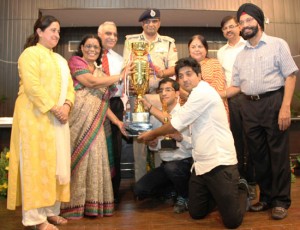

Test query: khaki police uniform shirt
[123,32,178,93]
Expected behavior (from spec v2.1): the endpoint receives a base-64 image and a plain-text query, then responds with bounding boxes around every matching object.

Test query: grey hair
[98,21,117,33]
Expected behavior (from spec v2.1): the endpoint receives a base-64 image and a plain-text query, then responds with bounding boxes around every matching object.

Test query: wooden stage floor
[1,178,300,230]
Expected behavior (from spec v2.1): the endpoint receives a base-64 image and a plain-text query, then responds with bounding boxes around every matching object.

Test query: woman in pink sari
[61,34,129,219]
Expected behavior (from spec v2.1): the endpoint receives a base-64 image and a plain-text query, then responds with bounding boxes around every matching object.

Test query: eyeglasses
[239,17,255,26]
[157,87,175,94]
[104,31,118,37]
[84,44,101,50]
[143,19,160,25]
[222,24,238,31]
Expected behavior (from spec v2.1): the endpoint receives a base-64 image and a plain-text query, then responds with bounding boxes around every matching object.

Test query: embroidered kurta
[7,44,75,211]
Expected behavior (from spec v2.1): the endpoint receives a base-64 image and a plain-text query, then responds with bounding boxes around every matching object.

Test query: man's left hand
[168,131,183,142]
[138,130,156,142]
[278,105,291,131]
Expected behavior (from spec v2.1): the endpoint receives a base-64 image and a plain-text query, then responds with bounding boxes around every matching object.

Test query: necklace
[88,63,95,73]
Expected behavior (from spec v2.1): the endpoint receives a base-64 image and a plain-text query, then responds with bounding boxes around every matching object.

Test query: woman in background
[188,34,229,119]
[60,34,130,219]
[8,15,75,230]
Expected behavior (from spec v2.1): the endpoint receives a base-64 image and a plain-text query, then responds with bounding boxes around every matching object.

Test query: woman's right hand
[122,61,135,81]
[50,105,69,124]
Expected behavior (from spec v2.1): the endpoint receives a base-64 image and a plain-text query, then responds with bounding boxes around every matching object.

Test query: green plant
[291,157,296,183]
[0,147,9,197]
[292,91,300,117]
[0,95,8,104]
[297,155,300,165]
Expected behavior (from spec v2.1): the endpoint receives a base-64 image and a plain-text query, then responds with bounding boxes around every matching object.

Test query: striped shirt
[232,33,298,95]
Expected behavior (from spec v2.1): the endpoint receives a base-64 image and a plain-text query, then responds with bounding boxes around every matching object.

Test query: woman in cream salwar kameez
[7,16,75,230]
[60,34,129,219]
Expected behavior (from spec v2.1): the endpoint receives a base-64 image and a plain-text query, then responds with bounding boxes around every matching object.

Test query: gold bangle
[63,103,71,109]
[64,100,72,106]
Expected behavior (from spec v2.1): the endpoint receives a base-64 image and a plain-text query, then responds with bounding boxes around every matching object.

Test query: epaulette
[125,34,141,40]
[160,35,175,43]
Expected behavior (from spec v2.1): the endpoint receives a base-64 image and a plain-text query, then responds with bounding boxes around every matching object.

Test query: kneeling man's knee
[189,209,208,220]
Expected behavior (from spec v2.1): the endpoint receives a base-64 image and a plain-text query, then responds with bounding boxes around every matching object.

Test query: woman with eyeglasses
[60,34,132,219]
[188,34,229,120]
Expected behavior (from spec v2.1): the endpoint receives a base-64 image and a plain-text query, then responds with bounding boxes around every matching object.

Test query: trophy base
[125,122,153,137]
[160,139,178,151]
[132,112,150,123]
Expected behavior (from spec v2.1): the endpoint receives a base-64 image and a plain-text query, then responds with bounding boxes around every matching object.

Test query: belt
[244,87,283,101]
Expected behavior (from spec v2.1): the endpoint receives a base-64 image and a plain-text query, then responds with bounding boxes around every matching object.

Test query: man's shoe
[173,196,188,214]
[238,178,250,211]
[249,202,270,212]
[272,207,288,220]
[238,178,249,195]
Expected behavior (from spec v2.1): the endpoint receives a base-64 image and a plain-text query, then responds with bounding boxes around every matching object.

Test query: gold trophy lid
[131,41,149,55]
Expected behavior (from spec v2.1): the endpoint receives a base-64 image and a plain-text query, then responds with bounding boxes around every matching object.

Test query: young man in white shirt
[134,78,193,214]
[138,57,249,229]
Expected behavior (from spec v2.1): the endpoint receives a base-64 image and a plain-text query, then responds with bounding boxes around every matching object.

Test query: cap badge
[150,10,156,17]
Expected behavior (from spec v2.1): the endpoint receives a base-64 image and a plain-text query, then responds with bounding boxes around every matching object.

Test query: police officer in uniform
[123,8,178,93]
[123,9,178,182]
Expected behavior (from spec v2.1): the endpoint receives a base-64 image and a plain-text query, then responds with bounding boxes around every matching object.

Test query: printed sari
[61,56,115,219]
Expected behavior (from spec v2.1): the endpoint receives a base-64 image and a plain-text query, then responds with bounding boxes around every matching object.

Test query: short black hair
[220,15,238,28]
[175,57,201,79]
[158,77,179,91]
[75,34,103,66]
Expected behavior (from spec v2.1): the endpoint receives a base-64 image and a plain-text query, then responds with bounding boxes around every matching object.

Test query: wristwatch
[118,76,123,84]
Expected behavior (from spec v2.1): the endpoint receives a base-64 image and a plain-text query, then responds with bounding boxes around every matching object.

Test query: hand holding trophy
[125,42,153,136]
[160,100,178,150]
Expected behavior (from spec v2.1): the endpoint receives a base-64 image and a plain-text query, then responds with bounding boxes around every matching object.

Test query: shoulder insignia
[125,34,141,40]
[160,35,175,43]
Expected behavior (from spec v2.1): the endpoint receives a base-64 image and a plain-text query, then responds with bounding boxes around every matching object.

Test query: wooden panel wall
[57,26,226,62]
[0,0,299,116]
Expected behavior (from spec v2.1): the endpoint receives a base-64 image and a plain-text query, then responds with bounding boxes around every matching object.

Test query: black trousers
[228,93,255,183]
[110,97,124,200]
[134,157,193,199]
[188,165,247,229]
[241,89,291,209]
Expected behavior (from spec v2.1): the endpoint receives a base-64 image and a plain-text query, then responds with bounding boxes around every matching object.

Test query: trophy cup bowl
[125,42,153,136]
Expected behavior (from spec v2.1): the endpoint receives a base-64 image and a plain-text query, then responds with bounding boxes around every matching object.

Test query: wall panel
[0,0,299,116]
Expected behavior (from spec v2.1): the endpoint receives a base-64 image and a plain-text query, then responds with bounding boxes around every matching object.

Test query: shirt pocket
[259,55,275,76]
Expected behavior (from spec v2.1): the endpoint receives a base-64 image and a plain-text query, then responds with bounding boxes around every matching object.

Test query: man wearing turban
[224,3,298,220]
